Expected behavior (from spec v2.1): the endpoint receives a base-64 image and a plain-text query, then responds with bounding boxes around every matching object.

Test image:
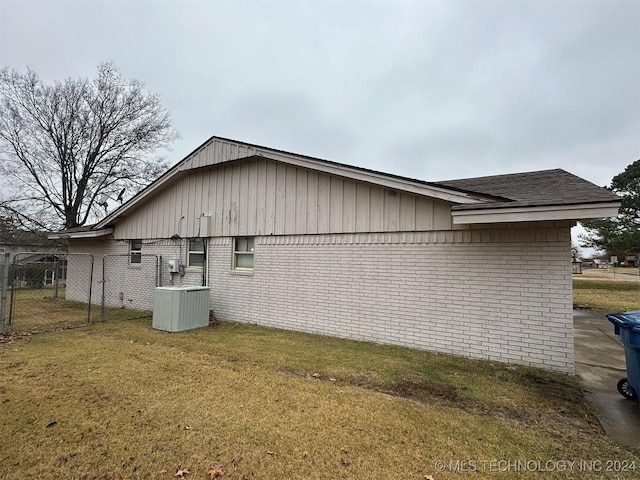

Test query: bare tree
[0,63,177,230]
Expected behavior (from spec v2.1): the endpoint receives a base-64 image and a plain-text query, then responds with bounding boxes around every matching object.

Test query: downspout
[203,238,208,287]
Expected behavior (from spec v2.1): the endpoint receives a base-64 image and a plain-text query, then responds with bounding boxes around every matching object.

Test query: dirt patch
[520,372,600,431]
[276,367,458,404]
[278,366,597,433]
[524,373,583,410]
[385,374,459,403]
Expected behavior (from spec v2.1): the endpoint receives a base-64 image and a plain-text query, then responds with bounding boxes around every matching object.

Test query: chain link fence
[1,252,9,333]
[5,252,94,333]
[0,252,163,332]
[100,254,160,322]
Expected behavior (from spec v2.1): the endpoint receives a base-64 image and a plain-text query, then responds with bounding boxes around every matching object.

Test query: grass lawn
[583,267,640,277]
[1,319,638,479]
[3,288,151,333]
[573,277,640,313]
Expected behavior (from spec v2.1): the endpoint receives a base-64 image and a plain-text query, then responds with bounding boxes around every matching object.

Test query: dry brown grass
[4,288,151,333]
[1,319,638,479]
[573,278,640,313]
[6,288,90,331]
[583,267,639,275]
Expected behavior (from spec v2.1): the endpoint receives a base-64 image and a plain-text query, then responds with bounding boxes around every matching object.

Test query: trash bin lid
[606,311,640,330]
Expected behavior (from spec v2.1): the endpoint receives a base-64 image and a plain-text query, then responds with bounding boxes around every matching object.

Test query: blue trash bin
[606,311,640,402]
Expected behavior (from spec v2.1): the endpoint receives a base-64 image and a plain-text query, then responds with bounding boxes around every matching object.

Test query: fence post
[0,252,9,332]
[53,257,59,299]
[101,255,106,322]
[86,255,94,325]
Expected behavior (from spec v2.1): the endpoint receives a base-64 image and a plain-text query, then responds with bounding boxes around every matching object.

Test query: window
[234,237,254,269]
[188,238,205,267]
[130,240,142,264]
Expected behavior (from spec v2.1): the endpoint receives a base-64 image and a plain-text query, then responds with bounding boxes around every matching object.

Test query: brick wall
[68,239,204,310]
[209,227,573,373]
[68,224,574,373]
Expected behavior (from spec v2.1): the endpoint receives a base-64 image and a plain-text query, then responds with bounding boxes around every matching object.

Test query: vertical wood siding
[113,158,453,239]
[178,138,258,171]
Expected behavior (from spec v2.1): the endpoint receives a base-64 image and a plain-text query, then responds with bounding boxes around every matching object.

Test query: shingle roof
[436,169,620,211]
[51,134,621,237]
[0,228,57,247]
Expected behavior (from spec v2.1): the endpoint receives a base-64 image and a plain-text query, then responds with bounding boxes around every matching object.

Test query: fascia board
[96,149,490,229]
[48,228,114,239]
[451,203,620,224]
[253,150,486,204]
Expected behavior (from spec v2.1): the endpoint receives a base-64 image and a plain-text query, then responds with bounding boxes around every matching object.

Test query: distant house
[0,228,65,263]
[49,136,620,373]
[0,229,67,288]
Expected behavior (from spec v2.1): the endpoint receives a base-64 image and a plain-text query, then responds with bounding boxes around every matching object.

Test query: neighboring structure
[49,136,620,373]
[0,227,65,263]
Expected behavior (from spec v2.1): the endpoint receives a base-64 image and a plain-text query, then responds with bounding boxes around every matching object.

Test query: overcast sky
[1,0,639,250]
[2,0,638,185]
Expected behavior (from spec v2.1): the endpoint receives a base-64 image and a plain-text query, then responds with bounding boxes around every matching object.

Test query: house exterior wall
[67,240,127,307]
[68,222,574,373]
[68,239,203,311]
[113,158,454,240]
[177,137,258,172]
[209,225,573,373]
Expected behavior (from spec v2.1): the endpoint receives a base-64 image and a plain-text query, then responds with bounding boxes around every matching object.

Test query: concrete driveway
[573,309,640,450]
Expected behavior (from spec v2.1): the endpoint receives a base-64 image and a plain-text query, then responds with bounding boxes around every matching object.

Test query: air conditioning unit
[152,286,210,332]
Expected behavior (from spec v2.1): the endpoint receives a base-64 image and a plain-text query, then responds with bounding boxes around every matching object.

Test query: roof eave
[48,228,114,240]
[254,150,489,204]
[451,202,620,225]
[95,142,494,229]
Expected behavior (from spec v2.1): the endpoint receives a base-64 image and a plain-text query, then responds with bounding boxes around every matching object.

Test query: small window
[234,237,254,269]
[130,240,142,264]
[188,238,205,267]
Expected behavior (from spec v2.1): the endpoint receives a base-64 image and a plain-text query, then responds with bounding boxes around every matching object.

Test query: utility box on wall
[168,259,181,273]
[200,215,212,237]
[152,286,210,332]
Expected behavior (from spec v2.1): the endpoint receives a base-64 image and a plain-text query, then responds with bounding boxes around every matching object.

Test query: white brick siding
[208,227,573,373]
[68,239,203,311]
[67,224,574,373]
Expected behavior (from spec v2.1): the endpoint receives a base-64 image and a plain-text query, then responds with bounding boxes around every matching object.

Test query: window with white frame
[130,240,142,264]
[234,237,254,269]
[188,238,205,267]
